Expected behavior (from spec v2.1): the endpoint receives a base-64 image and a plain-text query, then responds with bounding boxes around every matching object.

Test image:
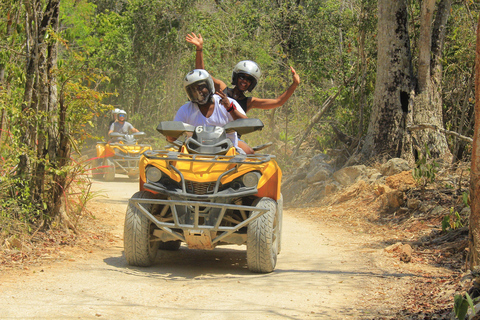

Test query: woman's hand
[186,32,203,50]
[290,66,300,85]
[216,90,230,110]
[217,91,247,119]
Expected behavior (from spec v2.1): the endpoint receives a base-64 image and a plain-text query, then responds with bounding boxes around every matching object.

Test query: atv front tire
[124,191,159,267]
[277,194,284,254]
[247,197,280,273]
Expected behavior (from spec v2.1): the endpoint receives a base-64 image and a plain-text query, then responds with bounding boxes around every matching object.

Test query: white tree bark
[361,0,412,161]
[412,0,452,162]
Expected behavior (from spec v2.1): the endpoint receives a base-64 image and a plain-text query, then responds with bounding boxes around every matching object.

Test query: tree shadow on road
[103,245,424,281]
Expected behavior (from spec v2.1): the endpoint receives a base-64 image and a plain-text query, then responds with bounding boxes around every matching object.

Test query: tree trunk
[17,0,61,222]
[468,14,480,270]
[45,1,63,220]
[0,7,14,143]
[411,0,452,162]
[17,1,38,179]
[356,3,368,139]
[361,0,412,161]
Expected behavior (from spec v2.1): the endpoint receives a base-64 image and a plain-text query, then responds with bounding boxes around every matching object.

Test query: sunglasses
[238,74,254,83]
[195,83,208,92]
[118,114,126,117]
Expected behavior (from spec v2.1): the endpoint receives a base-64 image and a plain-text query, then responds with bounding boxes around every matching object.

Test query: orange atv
[94,132,152,181]
[124,118,283,273]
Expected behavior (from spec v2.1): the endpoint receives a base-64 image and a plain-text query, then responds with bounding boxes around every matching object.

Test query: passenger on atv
[167,69,247,154]
[186,32,300,154]
[108,110,139,142]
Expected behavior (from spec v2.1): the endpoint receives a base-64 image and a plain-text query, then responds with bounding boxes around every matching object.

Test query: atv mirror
[156,121,195,138]
[224,118,264,135]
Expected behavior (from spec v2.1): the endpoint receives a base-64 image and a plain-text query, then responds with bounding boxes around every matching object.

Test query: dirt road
[0,179,410,319]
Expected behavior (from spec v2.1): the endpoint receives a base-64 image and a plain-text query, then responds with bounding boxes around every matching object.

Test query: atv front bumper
[129,197,269,249]
[111,157,140,175]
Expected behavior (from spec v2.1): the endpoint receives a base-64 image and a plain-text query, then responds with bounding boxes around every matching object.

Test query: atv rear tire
[124,191,159,267]
[92,159,104,180]
[104,159,115,181]
[247,197,280,273]
[128,174,138,180]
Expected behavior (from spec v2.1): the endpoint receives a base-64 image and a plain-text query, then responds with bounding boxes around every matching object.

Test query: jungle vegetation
[0,0,478,240]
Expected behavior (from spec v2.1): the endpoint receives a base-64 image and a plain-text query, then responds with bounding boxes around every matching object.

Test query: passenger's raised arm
[185,32,227,92]
[248,66,300,111]
[185,32,204,70]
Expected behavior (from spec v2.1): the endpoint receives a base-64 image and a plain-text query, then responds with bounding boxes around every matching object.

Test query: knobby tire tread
[247,197,279,273]
[104,159,115,181]
[124,191,158,267]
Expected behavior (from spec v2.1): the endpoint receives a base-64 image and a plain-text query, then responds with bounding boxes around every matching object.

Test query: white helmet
[231,60,261,92]
[184,69,215,105]
[112,108,121,115]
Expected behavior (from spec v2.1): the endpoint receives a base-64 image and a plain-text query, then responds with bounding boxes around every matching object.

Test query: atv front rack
[130,197,269,249]
[109,142,151,147]
[143,150,273,165]
[112,158,140,173]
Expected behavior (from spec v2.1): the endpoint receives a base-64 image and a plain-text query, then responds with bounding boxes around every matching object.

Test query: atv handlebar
[109,131,146,138]
[108,131,146,144]
[156,118,264,139]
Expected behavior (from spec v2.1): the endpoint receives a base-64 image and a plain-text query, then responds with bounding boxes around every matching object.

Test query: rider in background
[186,32,300,154]
[107,108,121,138]
[168,69,247,154]
[108,110,139,141]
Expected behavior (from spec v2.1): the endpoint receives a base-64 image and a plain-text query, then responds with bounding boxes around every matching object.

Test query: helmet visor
[186,81,211,104]
[237,73,255,84]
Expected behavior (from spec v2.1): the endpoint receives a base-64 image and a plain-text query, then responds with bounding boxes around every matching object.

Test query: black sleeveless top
[224,88,248,113]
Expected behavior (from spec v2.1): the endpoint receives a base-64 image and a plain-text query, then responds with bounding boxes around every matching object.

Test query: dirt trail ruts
[0,179,410,319]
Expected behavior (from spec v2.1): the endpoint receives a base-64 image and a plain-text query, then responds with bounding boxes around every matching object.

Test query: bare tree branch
[408,124,473,143]
[292,72,356,157]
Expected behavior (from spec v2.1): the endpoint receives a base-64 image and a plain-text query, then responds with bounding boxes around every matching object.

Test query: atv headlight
[146,166,162,182]
[242,172,260,188]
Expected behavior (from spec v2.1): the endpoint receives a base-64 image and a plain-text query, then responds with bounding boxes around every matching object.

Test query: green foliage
[60,0,98,51]
[0,0,478,235]
[442,208,464,232]
[463,191,470,208]
[279,130,295,143]
[412,146,438,188]
[441,2,478,158]
[75,0,381,152]
[0,0,114,229]
[454,292,478,320]
[0,177,44,222]
[441,190,470,232]
[2,0,475,159]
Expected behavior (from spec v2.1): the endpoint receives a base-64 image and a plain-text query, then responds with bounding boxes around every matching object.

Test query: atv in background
[124,118,283,273]
[93,132,152,181]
